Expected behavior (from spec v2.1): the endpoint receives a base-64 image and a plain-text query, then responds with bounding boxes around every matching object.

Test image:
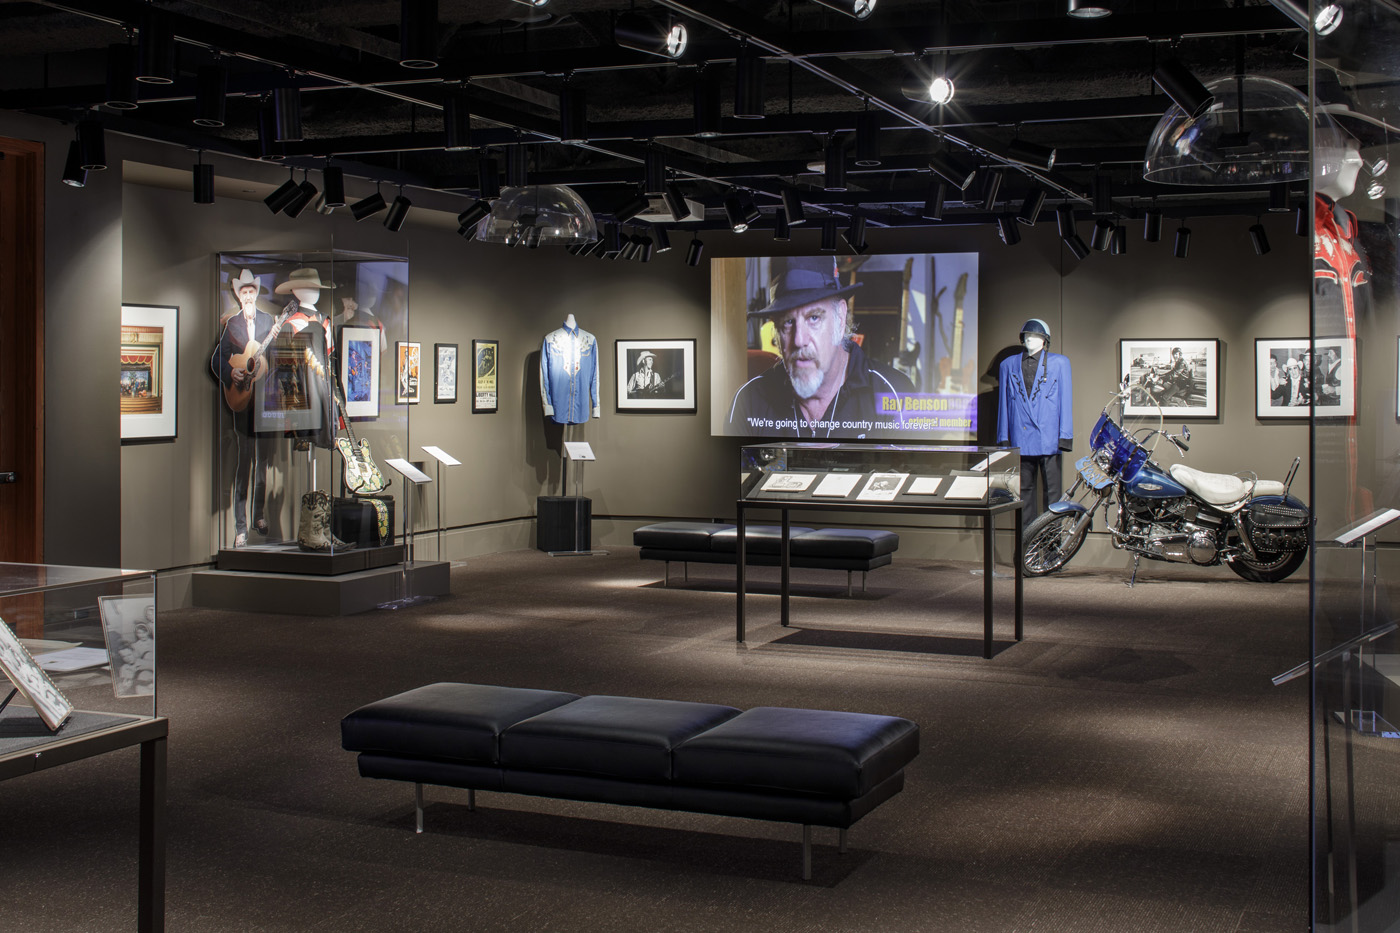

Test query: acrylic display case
[741,443,1020,505]
[214,250,409,566]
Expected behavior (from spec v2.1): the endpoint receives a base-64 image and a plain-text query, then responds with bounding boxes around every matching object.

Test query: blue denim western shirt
[540,324,600,424]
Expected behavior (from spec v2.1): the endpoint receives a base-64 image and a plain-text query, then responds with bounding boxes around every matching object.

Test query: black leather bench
[633,522,899,595]
[341,682,920,879]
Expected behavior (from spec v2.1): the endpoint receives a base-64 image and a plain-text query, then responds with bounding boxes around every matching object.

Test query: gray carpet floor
[1,548,1311,932]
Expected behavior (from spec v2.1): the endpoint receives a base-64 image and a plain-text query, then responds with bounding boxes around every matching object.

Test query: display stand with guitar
[330,378,393,548]
[221,300,298,413]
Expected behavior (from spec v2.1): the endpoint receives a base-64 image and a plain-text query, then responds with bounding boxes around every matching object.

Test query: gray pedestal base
[192,561,450,616]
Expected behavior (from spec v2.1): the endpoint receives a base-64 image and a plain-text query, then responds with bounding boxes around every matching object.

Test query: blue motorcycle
[1022,380,1310,584]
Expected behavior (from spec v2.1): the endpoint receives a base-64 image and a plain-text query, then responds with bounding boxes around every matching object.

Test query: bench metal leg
[862,571,867,594]
[846,570,852,598]
[415,783,424,834]
[662,561,669,587]
[684,562,688,583]
[839,828,848,854]
[467,788,476,812]
[802,824,812,880]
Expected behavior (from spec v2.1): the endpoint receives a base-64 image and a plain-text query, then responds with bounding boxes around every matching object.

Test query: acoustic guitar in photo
[222,301,296,412]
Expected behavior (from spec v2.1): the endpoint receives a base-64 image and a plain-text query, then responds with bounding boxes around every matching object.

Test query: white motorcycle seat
[1168,464,1286,509]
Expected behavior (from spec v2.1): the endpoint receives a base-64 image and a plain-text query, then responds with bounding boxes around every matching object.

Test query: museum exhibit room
[2,0,1400,930]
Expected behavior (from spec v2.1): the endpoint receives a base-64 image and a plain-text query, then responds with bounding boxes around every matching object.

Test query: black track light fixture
[1064,234,1090,260]
[734,43,765,119]
[654,226,672,253]
[399,0,439,69]
[685,238,705,267]
[843,215,867,252]
[193,64,228,127]
[444,87,472,150]
[855,110,881,167]
[193,153,214,204]
[1016,187,1046,225]
[61,140,87,188]
[321,165,345,209]
[350,189,387,221]
[384,189,412,232]
[724,192,751,233]
[928,150,976,191]
[273,85,302,142]
[977,170,1003,210]
[1295,204,1309,237]
[774,209,791,242]
[1005,138,1056,171]
[136,8,174,84]
[1144,207,1163,242]
[693,74,722,138]
[257,103,284,161]
[1090,218,1114,251]
[638,236,656,263]
[901,72,954,105]
[923,181,946,220]
[1068,0,1112,18]
[559,85,587,145]
[284,176,319,219]
[457,200,491,230]
[1249,222,1271,255]
[1110,224,1127,255]
[265,171,302,214]
[824,138,847,191]
[105,43,139,110]
[1092,174,1113,215]
[604,223,622,255]
[1055,205,1078,240]
[614,188,651,224]
[739,192,762,227]
[458,222,479,243]
[505,144,528,188]
[781,189,808,226]
[819,218,838,252]
[1173,223,1191,259]
[77,118,106,171]
[663,182,690,222]
[644,150,667,196]
[997,215,1021,246]
[615,12,688,59]
[478,156,501,200]
[814,0,876,20]
[1153,58,1214,120]
[1268,184,1290,213]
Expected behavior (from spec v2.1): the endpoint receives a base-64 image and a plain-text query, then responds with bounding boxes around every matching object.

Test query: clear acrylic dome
[1143,75,1311,186]
[475,184,598,246]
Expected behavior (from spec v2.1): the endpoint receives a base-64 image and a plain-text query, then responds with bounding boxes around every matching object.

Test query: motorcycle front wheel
[1022,510,1090,576]
[1227,547,1307,583]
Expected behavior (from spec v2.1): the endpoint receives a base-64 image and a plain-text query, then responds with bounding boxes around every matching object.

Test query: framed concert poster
[396,340,421,405]
[472,339,498,413]
[340,326,381,419]
[434,343,458,404]
[615,338,696,413]
[1118,338,1220,418]
[120,304,178,441]
[0,615,74,731]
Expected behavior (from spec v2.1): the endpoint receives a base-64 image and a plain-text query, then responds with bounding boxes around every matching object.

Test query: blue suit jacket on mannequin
[997,350,1073,456]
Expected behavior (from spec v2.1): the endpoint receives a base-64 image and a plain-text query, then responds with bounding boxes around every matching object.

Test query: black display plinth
[537,496,591,553]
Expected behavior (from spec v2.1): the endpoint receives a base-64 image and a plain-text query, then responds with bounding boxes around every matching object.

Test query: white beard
[788,364,825,399]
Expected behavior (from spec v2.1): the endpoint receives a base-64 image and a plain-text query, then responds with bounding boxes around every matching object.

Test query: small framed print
[396,341,421,405]
[1119,338,1220,418]
[120,304,178,441]
[1255,338,1311,419]
[1311,337,1355,417]
[340,325,381,419]
[434,343,458,404]
[98,595,155,699]
[0,617,73,731]
[473,339,499,414]
[616,338,697,413]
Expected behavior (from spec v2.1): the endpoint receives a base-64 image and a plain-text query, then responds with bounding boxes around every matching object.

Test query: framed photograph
[396,341,421,405]
[857,472,909,501]
[472,339,499,414]
[1255,338,1311,419]
[1312,337,1355,417]
[98,595,155,699]
[434,343,458,404]
[1119,339,1220,418]
[615,338,697,413]
[0,617,74,731]
[340,325,381,419]
[120,304,178,441]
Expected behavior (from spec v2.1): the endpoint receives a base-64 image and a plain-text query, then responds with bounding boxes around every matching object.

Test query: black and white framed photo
[120,304,178,441]
[434,343,458,404]
[1255,338,1312,419]
[615,338,696,413]
[472,339,498,414]
[98,595,155,698]
[0,617,73,731]
[1119,338,1220,418]
[1311,337,1355,417]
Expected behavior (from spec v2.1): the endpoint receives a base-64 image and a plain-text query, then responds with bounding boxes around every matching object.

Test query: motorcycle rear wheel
[1022,510,1090,576]
[1227,548,1307,583]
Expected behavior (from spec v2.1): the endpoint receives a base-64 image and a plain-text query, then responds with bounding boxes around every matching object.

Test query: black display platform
[215,543,405,576]
[192,560,450,616]
[537,496,591,553]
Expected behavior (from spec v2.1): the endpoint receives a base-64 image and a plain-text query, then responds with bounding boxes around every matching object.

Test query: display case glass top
[741,442,1020,506]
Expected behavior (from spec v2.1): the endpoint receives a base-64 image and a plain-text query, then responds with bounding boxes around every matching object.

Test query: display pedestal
[379,459,437,610]
[538,496,592,554]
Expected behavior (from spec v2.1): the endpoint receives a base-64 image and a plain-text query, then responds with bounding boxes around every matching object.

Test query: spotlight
[1055,205,1079,239]
[1144,208,1163,242]
[1092,174,1113,215]
[644,151,667,196]
[400,0,439,69]
[506,144,528,188]
[928,150,976,191]
[1268,0,1342,36]
[1016,187,1046,225]
[384,194,412,232]
[1067,0,1112,17]
[929,76,955,105]
[1249,223,1271,255]
[615,13,688,59]
[322,166,345,208]
[814,0,876,19]
[1368,179,1386,200]
[1064,234,1090,260]
[1295,204,1309,237]
[843,215,867,252]
[524,226,543,250]
[457,200,490,229]
[638,236,655,262]
[444,89,472,150]
[855,111,881,167]
[458,222,478,243]
[273,85,302,142]
[105,44,139,110]
[351,191,387,221]
[193,64,228,127]
[1173,225,1191,259]
[693,76,722,138]
[774,209,791,242]
[478,157,501,199]
[508,0,550,6]
[257,104,284,161]
[824,139,847,191]
[604,223,622,254]
[781,189,807,226]
[1090,218,1113,251]
[136,8,174,84]
[654,226,672,252]
[314,193,337,216]
[724,193,751,233]
[1153,58,1214,120]
[1110,224,1127,255]
[901,73,955,104]
[61,141,86,188]
[283,180,319,219]
[739,192,762,226]
[614,189,651,224]
[559,86,587,144]
[734,44,765,119]
[663,182,690,222]
[685,238,705,267]
[923,181,947,220]
[997,215,1021,246]
[1268,184,1291,213]
[977,170,1003,210]
[193,160,214,204]
[77,119,106,171]
[820,218,838,252]
[1005,138,1056,171]
[265,175,301,214]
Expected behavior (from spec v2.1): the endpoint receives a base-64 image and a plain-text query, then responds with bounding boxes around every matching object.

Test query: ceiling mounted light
[1092,175,1113,215]
[444,88,472,150]
[509,0,550,6]
[814,0,876,19]
[1369,179,1387,200]
[997,215,1022,246]
[1055,205,1078,239]
[929,76,955,105]
[1295,204,1309,237]
[1266,0,1343,37]
[1173,224,1191,259]
[193,64,227,127]
[383,192,412,232]
[350,190,387,221]
[459,222,479,243]
[637,236,656,263]
[1110,224,1127,255]
[61,140,87,188]
[1249,223,1271,255]
[977,170,1003,210]
[824,139,847,191]
[928,150,976,191]
[105,43,139,110]
[1067,0,1112,18]
[654,226,672,252]
[685,238,705,267]
[257,103,283,161]
[902,72,955,105]
[265,173,301,214]
[781,189,807,226]
[476,185,598,246]
[1268,184,1290,212]
[77,118,107,171]
[855,110,881,167]
[615,12,688,59]
[478,157,501,200]
[1090,218,1114,251]
[506,144,528,188]
[734,44,765,119]
[602,223,622,256]
[322,165,345,209]
[284,178,319,219]
[1005,138,1056,171]
[193,154,214,205]
[1064,234,1090,260]
[774,210,791,242]
[614,188,651,224]
[923,181,946,220]
[273,85,302,142]
[457,201,491,229]
[399,0,439,69]
[693,75,722,138]
[819,219,838,252]
[136,8,174,84]
[1016,187,1046,225]
[1144,207,1163,241]
[724,193,751,233]
[559,85,587,144]
[644,151,667,196]
[1152,58,1214,121]
[664,182,691,223]
[843,215,868,252]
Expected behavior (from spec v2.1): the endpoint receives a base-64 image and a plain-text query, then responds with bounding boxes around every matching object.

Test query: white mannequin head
[1023,334,1046,355]
[293,286,321,308]
[1317,135,1364,201]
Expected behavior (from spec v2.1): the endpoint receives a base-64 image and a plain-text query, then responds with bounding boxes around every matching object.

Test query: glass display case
[741,443,1020,505]
[214,250,409,560]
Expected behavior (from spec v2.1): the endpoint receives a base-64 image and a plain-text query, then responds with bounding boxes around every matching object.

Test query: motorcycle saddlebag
[1247,500,1309,552]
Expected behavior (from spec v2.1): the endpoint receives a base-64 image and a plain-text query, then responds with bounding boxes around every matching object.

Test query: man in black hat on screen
[726,256,914,438]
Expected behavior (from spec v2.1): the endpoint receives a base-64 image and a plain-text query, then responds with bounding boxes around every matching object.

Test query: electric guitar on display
[222,300,297,413]
[331,381,388,495]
